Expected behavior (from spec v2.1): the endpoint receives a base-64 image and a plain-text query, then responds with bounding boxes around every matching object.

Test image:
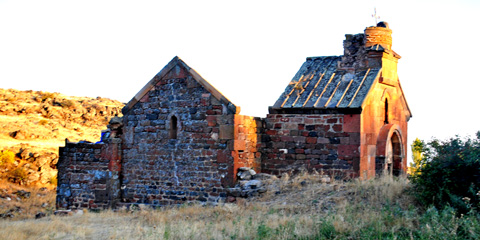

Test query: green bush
[0,150,15,165]
[410,132,480,214]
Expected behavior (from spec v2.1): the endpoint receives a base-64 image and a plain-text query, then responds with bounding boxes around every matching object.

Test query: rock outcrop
[0,88,125,186]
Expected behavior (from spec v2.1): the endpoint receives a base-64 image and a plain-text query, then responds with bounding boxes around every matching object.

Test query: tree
[409,138,425,176]
[410,132,480,214]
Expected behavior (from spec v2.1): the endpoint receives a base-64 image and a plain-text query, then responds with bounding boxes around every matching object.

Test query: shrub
[410,132,480,214]
[0,150,15,165]
[8,167,28,185]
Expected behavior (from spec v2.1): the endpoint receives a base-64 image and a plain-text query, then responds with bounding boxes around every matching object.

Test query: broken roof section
[122,56,239,115]
[271,56,381,113]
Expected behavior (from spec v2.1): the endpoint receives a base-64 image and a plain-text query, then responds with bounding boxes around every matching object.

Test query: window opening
[384,99,389,124]
[170,116,178,139]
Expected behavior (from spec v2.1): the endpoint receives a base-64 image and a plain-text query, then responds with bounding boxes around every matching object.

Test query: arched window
[384,99,389,124]
[170,116,178,139]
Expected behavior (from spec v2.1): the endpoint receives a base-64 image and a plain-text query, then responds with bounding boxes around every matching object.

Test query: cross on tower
[372,7,380,25]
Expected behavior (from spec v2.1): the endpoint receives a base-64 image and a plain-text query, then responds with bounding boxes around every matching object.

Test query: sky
[1,0,480,155]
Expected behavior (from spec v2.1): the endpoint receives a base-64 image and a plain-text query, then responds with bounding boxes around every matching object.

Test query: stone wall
[56,139,121,210]
[360,79,409,179]
[261,114,359,178]
[233,115,263,176]
[120,64,235,207]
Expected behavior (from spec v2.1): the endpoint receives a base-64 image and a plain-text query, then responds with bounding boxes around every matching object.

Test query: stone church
[57,22,411,209]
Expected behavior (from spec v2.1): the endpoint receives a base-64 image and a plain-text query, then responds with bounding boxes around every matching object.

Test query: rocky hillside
[0,88,124,186]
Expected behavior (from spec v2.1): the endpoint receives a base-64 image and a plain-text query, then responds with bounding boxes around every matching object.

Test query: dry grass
[0,180,56,221]
[0,174,422,240]
[2,174,478,239]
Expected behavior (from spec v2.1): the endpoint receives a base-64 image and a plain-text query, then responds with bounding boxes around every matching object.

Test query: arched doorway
[376,124,404,176]
[385,131,403,176]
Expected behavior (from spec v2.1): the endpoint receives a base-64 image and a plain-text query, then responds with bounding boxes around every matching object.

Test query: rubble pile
[226,167,276,198]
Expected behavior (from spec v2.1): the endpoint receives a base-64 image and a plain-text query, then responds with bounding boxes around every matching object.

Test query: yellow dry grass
[0,180,56,221]
[0,174,416,240]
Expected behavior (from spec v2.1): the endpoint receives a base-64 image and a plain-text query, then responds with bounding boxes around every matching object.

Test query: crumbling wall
[260,114,359,178]
[232,115,263,177]
[56,138,121,210]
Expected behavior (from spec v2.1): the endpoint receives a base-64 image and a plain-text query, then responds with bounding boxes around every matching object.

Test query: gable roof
[271,56,381,113]
[122,56,239,115]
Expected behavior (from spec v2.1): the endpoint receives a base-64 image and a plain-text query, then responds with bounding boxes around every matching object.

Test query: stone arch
[375,124,404,176]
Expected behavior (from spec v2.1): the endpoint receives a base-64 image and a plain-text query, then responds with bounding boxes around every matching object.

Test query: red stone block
[343,114,360,132]
[306,137,317,144]
[267,153,277,159]
[327,118,338,123]
[304,118,314,124]
[332,124,342,132]
[206,110,216,115]
[295,149,305,154]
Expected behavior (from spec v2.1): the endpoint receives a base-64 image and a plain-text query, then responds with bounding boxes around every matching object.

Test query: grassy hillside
[1,175,478,239]
[0,88,123,190]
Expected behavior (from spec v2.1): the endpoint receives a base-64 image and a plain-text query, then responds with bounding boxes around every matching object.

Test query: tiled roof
[271,56,380,111]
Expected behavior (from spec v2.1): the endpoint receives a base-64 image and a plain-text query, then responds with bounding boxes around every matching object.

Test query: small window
[384,99,389,124]
[170,116,178,139]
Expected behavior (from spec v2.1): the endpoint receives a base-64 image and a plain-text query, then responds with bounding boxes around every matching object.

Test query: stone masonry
[261,114,359,178]
[57,22,411,210]
[57,138,121,209]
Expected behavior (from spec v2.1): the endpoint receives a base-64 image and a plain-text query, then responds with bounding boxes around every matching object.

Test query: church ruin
[57,23,411,209]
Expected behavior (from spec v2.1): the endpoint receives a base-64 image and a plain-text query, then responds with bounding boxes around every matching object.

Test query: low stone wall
[56,139,121,210]
[261,114,359,177]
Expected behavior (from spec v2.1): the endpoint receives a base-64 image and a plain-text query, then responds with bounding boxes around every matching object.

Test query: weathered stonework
[119,65,235,205]
[261,114,359,177]
[57,22,411,210]
[233,115,263,175]
[56,138,121,210]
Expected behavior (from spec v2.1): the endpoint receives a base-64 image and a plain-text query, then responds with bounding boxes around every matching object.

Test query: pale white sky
[1,0,480,151]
